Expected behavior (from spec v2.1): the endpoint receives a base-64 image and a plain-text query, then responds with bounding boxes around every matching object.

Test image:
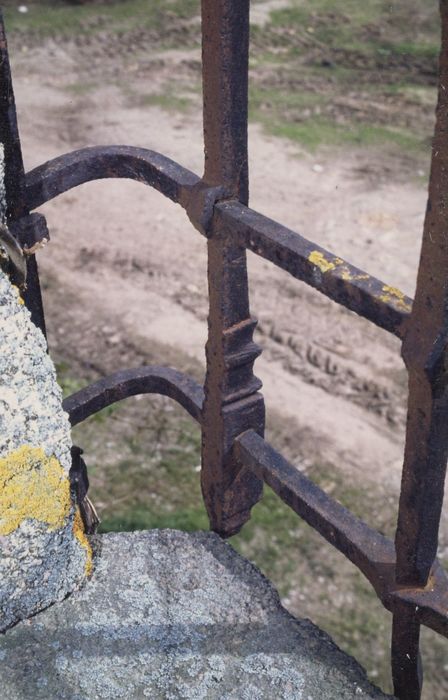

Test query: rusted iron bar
[25,146,201,211]
[201,237,265,536]
[201,0,249,203]
[391,604,423,700]
[234,429,396,596]
[216,200,411,338]
[0,17,25,220]
[200,0,265,537]
[235,429,448,642]
[390,7,448,692]
[63,366,204,426]
[394,0,448,590]
[0,11,46,335]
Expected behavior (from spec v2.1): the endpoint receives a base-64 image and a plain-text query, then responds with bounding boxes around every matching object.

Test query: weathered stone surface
[0,268,91,632]
[0,530,394,699]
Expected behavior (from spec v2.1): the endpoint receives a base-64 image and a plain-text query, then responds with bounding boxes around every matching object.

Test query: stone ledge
[0,530,394,699]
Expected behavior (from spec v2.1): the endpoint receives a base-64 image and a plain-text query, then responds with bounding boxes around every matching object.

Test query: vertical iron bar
[200,0,265,536]
[0,12,46,336]
[201,0,250,203]
[391,605,423,700]
[395,0,448,588]
[392,3,448,695]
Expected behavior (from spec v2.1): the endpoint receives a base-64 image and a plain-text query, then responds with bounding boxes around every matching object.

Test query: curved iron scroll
[25,145,201,211]
[63,366,204,427]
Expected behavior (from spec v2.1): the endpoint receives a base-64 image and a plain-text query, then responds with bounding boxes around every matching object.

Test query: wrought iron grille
[1,3,448,698]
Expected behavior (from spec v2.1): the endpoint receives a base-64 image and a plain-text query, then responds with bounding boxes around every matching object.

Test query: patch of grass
[3,0,199,38]
[250,78,427,153]
[64,81,98,96]
[250,85,325,112]
[138,92,192,112]
[56,361,84,398]
[101,503,208,533]
[268,0,438,58]
[270,1,383,27]
[388,40,439,60]
[56,361,119,423]
[265,115,423,153]
[247,0,438,156]
[396,84,438,107]
[71,397,205,534]
[231,487,314,596]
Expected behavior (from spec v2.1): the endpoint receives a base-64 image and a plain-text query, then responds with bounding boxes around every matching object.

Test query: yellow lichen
[379,284,412,312]
[308,250,335,272]
[0,445,71,535]
[340,269,353,281]
[308,250,342,273]
[340,269,370,282]
[73,508,93,577]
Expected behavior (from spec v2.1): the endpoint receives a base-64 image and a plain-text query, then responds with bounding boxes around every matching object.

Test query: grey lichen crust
[0,270,71,463]
[0,530,393,700]
[0,268,89,632]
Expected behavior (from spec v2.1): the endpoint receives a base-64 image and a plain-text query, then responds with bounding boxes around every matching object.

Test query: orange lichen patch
[11,284,24,304]
[0,445,71,535]
[73,508,93,577]
[379,284,412,312]
[308,250,344,274]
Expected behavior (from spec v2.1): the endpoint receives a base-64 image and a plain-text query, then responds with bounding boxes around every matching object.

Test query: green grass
[271,119,423,152]
[101,503,208,532]
[267,0,439,58]
[137,92,192,112]
[247,1,438,156]
[71,399,206,535]
[56,361,120,423]
[388,40,439,60]
[250,85,325,111]
[64,81,98,96]
[3,0,199,37]
[250,83,425,152]
[56,360,84,398]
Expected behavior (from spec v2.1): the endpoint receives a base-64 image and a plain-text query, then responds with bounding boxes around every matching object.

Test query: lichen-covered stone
[0,530,394,699]
[0,268,90,632]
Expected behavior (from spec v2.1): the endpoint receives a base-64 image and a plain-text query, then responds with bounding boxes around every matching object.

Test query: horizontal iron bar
[25,146,201,211]
[216,201,412,339]
[234,429,395,592]
[63,366,204,426]
[234,429,448,639]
